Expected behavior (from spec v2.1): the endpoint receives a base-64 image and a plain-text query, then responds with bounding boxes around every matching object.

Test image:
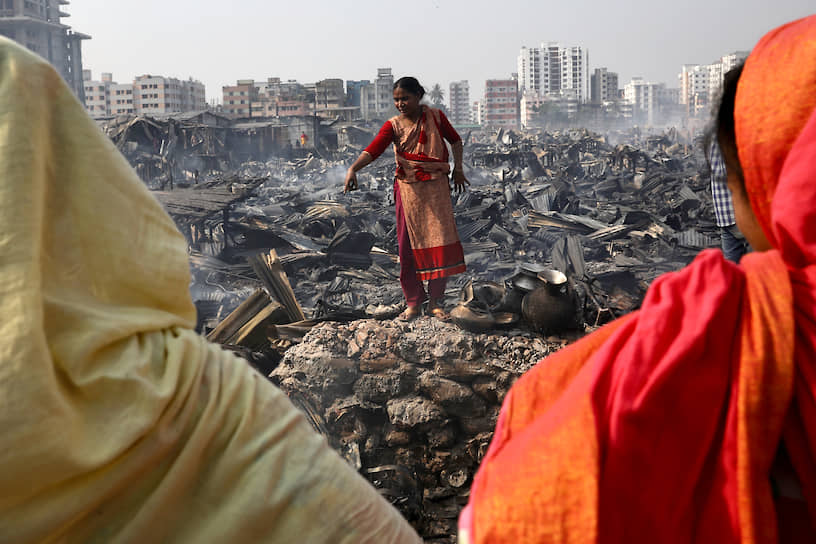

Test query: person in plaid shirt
[709,140,750,262]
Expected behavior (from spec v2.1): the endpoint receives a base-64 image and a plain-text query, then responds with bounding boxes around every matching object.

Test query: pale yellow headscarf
[0,38,419,543]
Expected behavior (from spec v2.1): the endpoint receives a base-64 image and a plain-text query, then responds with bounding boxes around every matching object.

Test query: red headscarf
[462,15,816,543]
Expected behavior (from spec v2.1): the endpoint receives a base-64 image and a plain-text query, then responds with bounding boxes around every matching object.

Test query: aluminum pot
[450,304,496,333]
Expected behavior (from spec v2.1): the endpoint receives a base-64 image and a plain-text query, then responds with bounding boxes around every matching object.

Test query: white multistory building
[134,75,206,115]
[517,46,541,95]
[679,51,749,116]
[83,71,114,118]
[624,77,666,125]
[516,42,589,102]
[83,72,205,118]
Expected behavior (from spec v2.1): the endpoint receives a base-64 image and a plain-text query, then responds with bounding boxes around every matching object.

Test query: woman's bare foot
[397,306,421,321]
[427,300,450,321]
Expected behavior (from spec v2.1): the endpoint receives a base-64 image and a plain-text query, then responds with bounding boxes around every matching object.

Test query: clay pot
[496,282,525,315]
[521,270,577,333]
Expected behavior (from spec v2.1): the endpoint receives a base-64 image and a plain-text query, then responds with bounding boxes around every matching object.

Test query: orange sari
[391,106,466,280]
[461,15,816,543]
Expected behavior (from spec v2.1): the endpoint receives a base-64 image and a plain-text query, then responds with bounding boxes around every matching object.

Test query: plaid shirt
[709,141,736,227]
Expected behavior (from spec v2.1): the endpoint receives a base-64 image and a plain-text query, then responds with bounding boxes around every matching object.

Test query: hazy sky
[69,1,814,103]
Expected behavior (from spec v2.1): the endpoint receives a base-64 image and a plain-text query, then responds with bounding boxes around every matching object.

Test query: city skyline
[69,0,814,104]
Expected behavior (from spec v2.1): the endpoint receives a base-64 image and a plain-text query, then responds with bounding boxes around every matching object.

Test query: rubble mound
[270,317,567,542]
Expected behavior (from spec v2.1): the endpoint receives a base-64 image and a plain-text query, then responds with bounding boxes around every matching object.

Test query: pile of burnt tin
[450,263,579,334]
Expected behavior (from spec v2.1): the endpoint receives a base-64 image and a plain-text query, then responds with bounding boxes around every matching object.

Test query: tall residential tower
[517,42,589,102]
[0,0,91,103]
[448,80,471,125]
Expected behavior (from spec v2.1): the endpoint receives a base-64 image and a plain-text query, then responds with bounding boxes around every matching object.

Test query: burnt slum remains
[107,115,717,542]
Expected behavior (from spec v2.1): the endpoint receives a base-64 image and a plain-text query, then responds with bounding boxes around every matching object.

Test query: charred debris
[108,114,717,541]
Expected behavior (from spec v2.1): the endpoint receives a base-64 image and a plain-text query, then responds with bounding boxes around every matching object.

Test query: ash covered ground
[131,124,716,541]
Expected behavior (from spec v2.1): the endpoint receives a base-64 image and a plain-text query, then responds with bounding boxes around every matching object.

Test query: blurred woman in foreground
[460,15,816,543]
[0,38,420,543]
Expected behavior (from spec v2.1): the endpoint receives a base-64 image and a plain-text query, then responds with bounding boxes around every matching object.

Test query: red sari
[461,15,816,543]
[366,106,466,281]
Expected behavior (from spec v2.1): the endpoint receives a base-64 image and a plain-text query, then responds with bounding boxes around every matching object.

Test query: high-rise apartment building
[448,80,470,125]
[590,68,619,104]
[679,51,749,116]
[0,0,90,103]
[517,42,589,102]
[679,64,710,115]
[517,46,541,95]
[624,77,665,124]
[484,79,519,129]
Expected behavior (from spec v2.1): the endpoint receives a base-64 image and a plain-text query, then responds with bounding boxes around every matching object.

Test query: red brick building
[484,79,519,129]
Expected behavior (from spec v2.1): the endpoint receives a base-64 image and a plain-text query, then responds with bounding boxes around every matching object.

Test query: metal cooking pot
[450,304,496,333]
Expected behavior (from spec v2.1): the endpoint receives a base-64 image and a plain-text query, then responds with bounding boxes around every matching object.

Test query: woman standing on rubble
[344,77,469,321]
[460,15,816,544]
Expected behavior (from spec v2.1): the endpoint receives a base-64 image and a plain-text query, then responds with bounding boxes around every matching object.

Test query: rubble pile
[183,126,714,336]
[132,124,718,540]
[270,317,566,542]
[457,127,715,322]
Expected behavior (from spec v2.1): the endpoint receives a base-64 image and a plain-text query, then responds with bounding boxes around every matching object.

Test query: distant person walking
[709,140,750,262]
[344,77,468,321]
[300,132,309,147]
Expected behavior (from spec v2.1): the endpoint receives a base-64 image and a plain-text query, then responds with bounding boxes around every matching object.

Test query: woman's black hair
[704,63,744,176]
[393,77,425,99]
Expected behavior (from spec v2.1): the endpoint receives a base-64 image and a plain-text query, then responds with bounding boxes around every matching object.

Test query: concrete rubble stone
[387,397,445,428]
[269,318,555,540]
